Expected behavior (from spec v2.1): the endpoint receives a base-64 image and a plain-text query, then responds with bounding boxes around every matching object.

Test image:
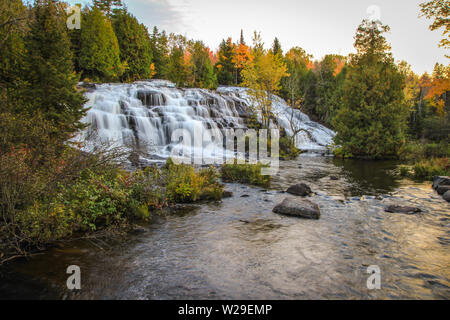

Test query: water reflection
[331,158,401,196]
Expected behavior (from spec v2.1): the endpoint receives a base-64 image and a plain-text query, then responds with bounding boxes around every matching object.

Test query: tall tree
[272,37,282,56]
[239,29,245,45]
[314,54,347,125]
[0,0,28,89]
[24,0,87,137]
[112,8,153,81]
[232,41,253,85]
[280,47,311,105]
[241,50,288,128]
[79,7,123,81]
[93,0,122,17]
[214,38,235,85]
[187,41,217,89]
[332,20,407,159]
[420,0,449,55]
[166,45,188,87]
[149,27,169,79]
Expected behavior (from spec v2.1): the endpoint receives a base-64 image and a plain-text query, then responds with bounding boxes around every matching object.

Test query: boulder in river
[286,183,312,196]
[384,205,422,214]
[273,198,320,219]
[437,185,450,195]
[222,191,233,198]
[443,190,450,202]
[432,176,450,190]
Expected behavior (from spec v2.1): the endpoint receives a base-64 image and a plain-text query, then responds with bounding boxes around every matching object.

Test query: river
[0,156,449,299]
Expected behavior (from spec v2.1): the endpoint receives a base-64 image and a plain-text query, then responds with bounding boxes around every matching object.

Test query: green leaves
[79,7,123,81]
[332,20,408,159]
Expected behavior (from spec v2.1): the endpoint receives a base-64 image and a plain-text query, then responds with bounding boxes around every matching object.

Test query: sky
[69,0,448,75]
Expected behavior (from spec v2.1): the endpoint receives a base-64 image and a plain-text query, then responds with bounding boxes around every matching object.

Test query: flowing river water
[1,156,449,299]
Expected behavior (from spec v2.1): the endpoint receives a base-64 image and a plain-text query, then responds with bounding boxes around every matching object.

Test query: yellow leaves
[241,50,288,126]
[149,63,156,78]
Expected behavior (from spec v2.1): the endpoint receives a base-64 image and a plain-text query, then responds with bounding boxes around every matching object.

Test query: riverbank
[1,156,449,299]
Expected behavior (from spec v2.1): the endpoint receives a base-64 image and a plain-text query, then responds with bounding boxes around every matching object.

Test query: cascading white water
[79,80,335,162]
[217,86,336,152]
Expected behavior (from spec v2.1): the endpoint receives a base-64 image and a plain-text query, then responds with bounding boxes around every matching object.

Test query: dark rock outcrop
[384,205,422,214]
[443,190,450,202]
[286,183,312,196]
[222,191,233,198]
[273,198,320,219]
[437,185,450,195]
[432,176,450,190]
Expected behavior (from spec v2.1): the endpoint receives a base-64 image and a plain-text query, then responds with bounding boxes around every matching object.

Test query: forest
[0,0,449,263]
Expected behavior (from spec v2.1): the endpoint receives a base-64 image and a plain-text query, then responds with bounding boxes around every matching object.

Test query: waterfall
[79,80,335,162]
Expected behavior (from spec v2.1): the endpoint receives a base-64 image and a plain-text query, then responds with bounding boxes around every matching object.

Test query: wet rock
[443,191,450,202]
[273,198,320,219]
[384,205,422,214]
[131,226,147,234]
[437,185,450,195]
[166,203,200,215]
[286,183,312,197]
[77,82,96,91]
[222,191,233,198]
[241,194,249,198]
[432,176,450,190]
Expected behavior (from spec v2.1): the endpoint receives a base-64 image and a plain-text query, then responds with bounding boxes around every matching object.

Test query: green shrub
[220,163,271,187]
[399,165,410,177]
[165,159,223,202]
[400,140,450,161]
[411,158,450,180]
[279,136,301,159]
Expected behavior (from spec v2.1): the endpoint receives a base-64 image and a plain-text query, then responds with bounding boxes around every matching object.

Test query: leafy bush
[220,163,271,187]
[400,140,450,160]
[411,158,450,180]
[165,159,223,202]
[398,165,410,177]
[279,136,301,159]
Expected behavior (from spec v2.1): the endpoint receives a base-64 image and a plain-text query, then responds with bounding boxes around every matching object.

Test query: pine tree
[79,7,123,81]
[272,37,282,56]
[24,0,87,137]
[187,41,217,88]
[214,38,235,85]
[166,45,188,87]
[332,20,407,159]
[0,0,28,90]
[149,27,169,79]
[93,0,122,17]
[112,8,153,81]
[240,29,245,45]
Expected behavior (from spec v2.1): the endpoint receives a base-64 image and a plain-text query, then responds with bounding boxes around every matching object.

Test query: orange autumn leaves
[215,37,253,73]
[420,65,450,115]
